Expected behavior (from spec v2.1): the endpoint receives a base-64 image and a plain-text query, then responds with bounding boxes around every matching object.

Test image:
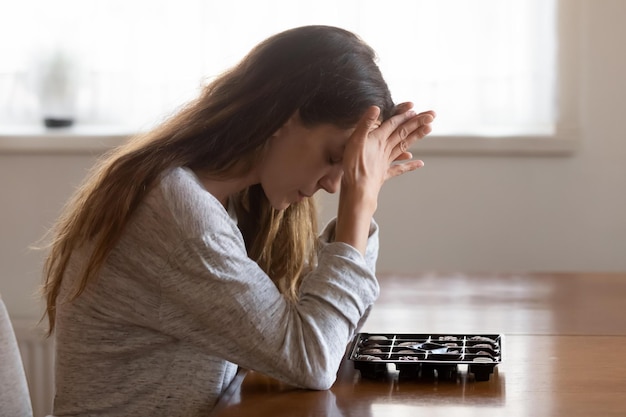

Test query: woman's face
[259,113,354,210]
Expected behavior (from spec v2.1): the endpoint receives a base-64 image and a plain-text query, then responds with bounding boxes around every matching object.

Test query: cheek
[271,149,319,181]
[259,156,300,199]
[260,133,330,193]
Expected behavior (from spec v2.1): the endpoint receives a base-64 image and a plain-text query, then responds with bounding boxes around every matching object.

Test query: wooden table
[210,273,626,417]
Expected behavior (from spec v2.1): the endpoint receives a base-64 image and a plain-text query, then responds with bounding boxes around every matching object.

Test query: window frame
[413,0,582,157]
[0,0,581,157]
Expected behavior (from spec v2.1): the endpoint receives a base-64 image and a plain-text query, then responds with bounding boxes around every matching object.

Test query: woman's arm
[158,215,379,390]
[335,104,435,255]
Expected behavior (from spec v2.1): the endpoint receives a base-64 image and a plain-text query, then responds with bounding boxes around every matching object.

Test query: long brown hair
[42,25,395,335]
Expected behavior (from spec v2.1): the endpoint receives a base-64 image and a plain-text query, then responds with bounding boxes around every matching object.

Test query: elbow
[295,358,339,390]
[299,370,337,391]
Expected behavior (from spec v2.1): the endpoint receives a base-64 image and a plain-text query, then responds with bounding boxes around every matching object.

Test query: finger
[393,151,413,162]
[419,123,433,136]
[394,106,435,121]
[386,115,435,163]
[393,102,414,115]
[351,106,382,144]
[387,159,425,179]
[392,110,434,139]
[375,109,418,141]
[390,139,414,162]
[391,112,435,151]
[416,110,437,119]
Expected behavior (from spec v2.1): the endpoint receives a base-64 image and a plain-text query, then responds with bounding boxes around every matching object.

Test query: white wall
[1,0,625,321]
[319,0,626,274]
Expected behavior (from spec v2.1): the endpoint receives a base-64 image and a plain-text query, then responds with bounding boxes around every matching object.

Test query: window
[1,0,571,152]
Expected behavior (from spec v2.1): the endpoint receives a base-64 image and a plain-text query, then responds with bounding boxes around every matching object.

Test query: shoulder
[151,168,250,272]
[159,167,216,205]
[149,167,238,239]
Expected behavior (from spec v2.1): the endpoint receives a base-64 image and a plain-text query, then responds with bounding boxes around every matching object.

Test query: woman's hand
[334,103,435,254]
[389,102,436,168]
[341,103,435,204]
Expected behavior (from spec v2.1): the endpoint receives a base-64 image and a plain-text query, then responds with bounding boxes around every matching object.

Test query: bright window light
[0,0,556,136]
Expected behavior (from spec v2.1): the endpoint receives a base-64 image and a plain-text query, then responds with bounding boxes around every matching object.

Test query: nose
[318,165,343,194]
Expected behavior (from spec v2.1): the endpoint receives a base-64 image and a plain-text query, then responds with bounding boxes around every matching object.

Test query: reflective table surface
[210,273,626,417]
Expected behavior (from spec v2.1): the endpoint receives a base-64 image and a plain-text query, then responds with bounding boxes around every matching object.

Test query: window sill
[414,131,579,157]
[0,126,580,156]
[0,126,134,154]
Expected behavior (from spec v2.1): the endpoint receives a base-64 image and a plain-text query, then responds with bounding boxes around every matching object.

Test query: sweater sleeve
[158,202,380,390]
[318,218,379,274]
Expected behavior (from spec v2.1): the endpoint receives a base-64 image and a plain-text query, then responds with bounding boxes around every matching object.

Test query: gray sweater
[53,167,379,416]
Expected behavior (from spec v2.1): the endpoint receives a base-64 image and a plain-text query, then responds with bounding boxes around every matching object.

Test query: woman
[42,25,434,416]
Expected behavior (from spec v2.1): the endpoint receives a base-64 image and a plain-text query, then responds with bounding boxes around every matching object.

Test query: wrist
[334,191,377,255]
[338,187,378,216]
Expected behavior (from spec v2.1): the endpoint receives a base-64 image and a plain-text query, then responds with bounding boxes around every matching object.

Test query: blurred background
[2,0,625,321]
[0,1,625,415]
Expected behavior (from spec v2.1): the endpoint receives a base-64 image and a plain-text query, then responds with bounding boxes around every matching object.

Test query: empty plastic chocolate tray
[348,333,503,381]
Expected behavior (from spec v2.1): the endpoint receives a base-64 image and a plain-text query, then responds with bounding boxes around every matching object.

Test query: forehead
[307,122,355,141]
[275,111,355,154]
[305,125,353,157]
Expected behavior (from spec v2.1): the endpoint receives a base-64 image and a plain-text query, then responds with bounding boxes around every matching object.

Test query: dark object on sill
[349,332,503,382]
[44,118,74,128]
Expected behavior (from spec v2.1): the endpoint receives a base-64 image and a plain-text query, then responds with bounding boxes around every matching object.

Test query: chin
[262,187,293,211]
[269,198,291,211]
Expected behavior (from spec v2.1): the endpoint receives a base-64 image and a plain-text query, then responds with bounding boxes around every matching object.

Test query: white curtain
[0,0,556,135]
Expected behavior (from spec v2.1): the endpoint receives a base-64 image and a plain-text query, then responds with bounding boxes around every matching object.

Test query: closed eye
[328,144,345,165]
[329,156,342,165]
[328,150,343,165]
